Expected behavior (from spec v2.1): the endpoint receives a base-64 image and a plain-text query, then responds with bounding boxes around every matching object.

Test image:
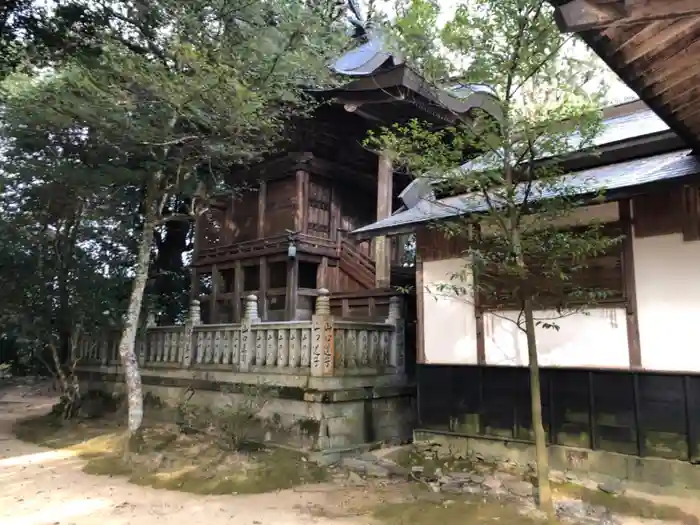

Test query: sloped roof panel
[352,149,700,238]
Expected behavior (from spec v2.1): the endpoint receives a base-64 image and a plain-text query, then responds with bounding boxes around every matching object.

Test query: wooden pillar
[210,264,220,324]
[190,215,202,301]
[375,153,393,288]
[415,255,425,364]
[257,180,267,239]
[295,170,309,233]
[317,257,329,289]
[285,257,299,320]
[233,260,243,322]
[620,199,642,368]
[259,256,269,321]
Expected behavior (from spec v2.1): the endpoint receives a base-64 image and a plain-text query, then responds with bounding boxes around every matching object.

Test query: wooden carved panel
[230,189,258,242]
[308,176,332,237]
[633,188,682,238]
[264,177,296,237]
[416,226,469,262]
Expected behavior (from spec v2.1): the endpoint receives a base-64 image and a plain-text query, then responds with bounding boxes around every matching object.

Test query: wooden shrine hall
[190,43,502,324]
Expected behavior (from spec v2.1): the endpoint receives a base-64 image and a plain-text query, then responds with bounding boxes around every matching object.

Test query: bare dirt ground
[0,383,376,525]
[4,381,700,525]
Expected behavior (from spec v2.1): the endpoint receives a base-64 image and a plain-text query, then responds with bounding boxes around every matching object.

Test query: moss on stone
[553,483,700,524]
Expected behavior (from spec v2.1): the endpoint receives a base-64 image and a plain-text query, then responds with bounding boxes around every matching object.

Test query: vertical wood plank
[416,255,426,364]
[374,152,393,288]
[285,258,299,320]
[211,265,220,323]
[260,257,269,321]
[257,180,267,238]
[620,199,642,368]
[317,257,329,289]
[233,260,243,323]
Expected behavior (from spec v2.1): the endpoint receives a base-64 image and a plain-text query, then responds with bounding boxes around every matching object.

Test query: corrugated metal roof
[592,108,670,146]
[352,149,700,238]
[460,108,672,174]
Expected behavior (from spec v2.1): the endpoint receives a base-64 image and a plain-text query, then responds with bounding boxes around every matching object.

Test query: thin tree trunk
[523,297,554,517]
[118,201,157,441]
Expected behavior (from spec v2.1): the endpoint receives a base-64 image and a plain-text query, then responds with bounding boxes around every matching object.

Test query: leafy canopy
[370,0,619,313]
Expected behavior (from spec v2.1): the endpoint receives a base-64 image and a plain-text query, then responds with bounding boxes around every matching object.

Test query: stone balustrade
[76,289,405,377]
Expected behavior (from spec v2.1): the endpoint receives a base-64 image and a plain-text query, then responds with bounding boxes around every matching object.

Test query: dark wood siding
[418,364,700,463]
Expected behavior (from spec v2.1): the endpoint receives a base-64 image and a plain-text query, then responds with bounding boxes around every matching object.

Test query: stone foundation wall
[415,430,700,494]
[78,365,415,451]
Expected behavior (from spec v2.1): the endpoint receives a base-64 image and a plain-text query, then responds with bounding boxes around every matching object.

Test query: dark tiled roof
[352,149,700,238]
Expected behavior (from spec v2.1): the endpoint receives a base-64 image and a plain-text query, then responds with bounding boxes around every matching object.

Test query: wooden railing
[339,240,376,289]
[195,233,337,265]
[76,289,405,377]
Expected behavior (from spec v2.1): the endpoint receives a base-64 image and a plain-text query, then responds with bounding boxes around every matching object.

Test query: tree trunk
[118,204,157,439]
[523,298,554,517]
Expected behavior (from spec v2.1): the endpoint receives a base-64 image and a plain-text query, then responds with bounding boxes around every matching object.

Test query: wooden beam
[374,153,393,289]
[284,258,299,320]
[233,260,243,322]
[644,53,700,100]
[415,255,426,364]
[257,181,267,239]
[317,256,329,290]
[620,199,641,369]
[211,264,220,323]
[294,169,309,233]
[616,17,699,66]
[556,0,700,33]
[642,39,700,88]
[259,256,269,320]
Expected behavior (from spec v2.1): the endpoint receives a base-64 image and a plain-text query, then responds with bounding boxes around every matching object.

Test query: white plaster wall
[634,233,700,372]
[419,201,624,368]
[483,308,629,367]
[422,258,478,364]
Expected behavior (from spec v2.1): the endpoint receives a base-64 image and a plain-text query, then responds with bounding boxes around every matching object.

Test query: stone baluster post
[100,338,109,367]
[240,294,260,371]
[311,289,334,376]
[145,313,156,362]
[181,299,201,368]
[387,296,405,373]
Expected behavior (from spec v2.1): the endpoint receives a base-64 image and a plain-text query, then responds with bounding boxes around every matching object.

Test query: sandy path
[0,388,367,525]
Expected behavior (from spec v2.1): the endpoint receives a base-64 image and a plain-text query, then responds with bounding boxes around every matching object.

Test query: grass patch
[14,410,328,495]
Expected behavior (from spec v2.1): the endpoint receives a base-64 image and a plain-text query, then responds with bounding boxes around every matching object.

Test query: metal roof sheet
[459,108,672,174]
[352,149,700,238]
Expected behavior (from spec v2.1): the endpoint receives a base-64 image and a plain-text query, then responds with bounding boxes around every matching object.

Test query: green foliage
[370,0,619,322]
[0,0,351,364]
